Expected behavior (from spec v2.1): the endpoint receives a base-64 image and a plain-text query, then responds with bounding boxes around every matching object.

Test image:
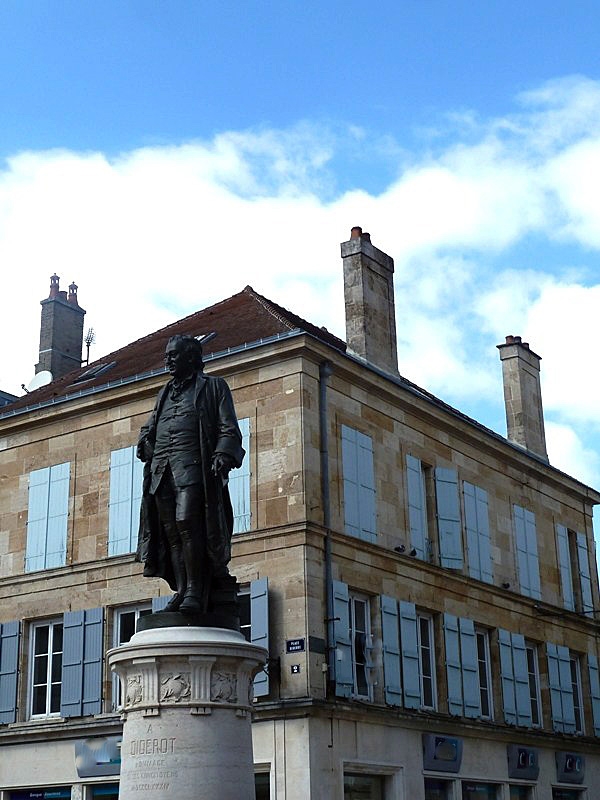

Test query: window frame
[111,604,152,709]
[475,628,493,720]
[28,618,64,719]
[525,642,542,727]
[570,654,584,734]
[348,592,373,700]
[417,611,436,710]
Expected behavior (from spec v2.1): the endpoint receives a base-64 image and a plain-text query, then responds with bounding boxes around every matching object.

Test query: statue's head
[164,334,204,378]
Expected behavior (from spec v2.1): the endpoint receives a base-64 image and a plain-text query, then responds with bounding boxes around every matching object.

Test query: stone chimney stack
[36,274,86,379]
[497,335,548,461]
[340,227,398,375]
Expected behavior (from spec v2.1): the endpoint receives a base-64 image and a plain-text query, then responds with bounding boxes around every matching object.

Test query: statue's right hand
[137,439,153,462]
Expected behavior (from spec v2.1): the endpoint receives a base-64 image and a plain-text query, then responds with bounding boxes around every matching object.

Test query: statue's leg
[178,523,210,615]
[154,480,186,612]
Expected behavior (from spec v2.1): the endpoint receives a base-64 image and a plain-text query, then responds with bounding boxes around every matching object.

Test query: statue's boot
[162,542,187,612]
[179,526,209,615]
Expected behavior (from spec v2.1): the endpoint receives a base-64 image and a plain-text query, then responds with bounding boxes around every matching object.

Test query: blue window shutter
[399,601,421,709]
[231,417,251,534]
[547,642,576,733]
[547,642,563,731]
[435,468,463,570]
[26,467,51,571]
[61,608,103,717]
[499,629,517,725]
[514,506,541,599]
[331,580,352,698]
[108,447,138,556]
[443,614,463,716]
[588,654,600,737]
[406,455,427,560]
[511,633,532,727]
[342,426,376,542]
[152,596,170,612]
[131,456,144,550]
[0,621,20,724]
[576,532,594,617]
[556,524,575,611]
[251,577,270,698]
[464,483,492,583]
[458,618,480,718]
[524,510,541,600]
[45,462,70,568]
[356,431,376,542]
[380,596,402,707]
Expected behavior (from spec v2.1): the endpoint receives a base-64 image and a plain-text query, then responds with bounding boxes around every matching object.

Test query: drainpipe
[319,360,335,697]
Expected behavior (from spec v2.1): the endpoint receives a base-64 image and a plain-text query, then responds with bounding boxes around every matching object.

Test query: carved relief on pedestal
[125,674,143,707]
[160,672,191,703]
[210,671,238,703]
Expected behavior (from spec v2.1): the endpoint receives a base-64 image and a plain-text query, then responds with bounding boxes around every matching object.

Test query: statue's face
[164,341,191,379]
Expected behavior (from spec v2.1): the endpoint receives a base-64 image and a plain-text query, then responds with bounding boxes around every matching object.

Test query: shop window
[509,787,533,800]
[462,782,500,800]
[88,785,120,799]
[29,619,63,717]
[424,778,452,799]
[10,789,71,799]
[108,446,144,556]
[25,462,70,571]
[552,790,584,800]
[344,773,385,800]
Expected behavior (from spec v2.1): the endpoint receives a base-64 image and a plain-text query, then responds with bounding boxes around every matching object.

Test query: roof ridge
[242,285,297,332]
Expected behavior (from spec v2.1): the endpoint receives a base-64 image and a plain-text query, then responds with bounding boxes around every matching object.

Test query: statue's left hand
[212,453,235,478]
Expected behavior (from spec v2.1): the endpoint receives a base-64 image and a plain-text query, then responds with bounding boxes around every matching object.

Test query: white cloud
[546,421,600,489]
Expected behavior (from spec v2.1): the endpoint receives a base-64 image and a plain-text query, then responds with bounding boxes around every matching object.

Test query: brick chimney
[497,335,548,461]
[36,275,86,379]
[340,227,398,375]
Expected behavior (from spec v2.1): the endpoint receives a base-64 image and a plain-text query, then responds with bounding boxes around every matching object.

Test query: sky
[1,1,600,535]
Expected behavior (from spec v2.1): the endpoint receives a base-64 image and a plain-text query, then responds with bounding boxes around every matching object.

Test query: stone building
[0,229,599,800]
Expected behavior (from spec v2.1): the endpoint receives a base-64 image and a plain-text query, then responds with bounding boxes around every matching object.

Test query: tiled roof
[3,286,346,414]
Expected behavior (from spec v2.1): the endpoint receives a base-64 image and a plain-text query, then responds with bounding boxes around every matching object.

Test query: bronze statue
[136,334,245,617]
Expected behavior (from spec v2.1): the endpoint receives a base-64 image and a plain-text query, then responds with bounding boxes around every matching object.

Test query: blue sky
[1,1,600,533]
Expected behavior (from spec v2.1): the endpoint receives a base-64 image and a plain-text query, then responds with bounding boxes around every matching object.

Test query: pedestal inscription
[108,626,266,800]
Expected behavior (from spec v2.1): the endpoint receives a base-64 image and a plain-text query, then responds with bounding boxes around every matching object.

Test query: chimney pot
[350,226,362,239]
[362,231,371,242]
[49,274,60,299]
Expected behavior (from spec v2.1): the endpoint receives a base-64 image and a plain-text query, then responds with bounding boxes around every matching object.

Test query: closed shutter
[464,482,492,583]
[45,463,70,568]
[342,426,376,542]
[26,463,70,571]
[406,455,427,560]
[61,608,103,718]
[588,654,600,737]
[435,468,463,569]
[251,577,270,698]
[399,601,421,709]
[511,633,532,727]
[0,621,20,724]
[459,618,480,719]
[555,524,575,611]
[547,642,576,733]
[230,417,251,534]
[109,447,144,555]
[380,596,402,707]
[576,532,594,617]
[498,629,517,725]
[514,505,541,599]
[443,614,463,716]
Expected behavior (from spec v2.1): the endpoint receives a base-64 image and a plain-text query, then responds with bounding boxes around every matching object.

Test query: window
[25,462,70,571]
[525,643,542,727]
[513,505,541,599]
[552,791,584,800]
[342,425,376,542]
[230,417,251,533]
[344,773,385,800]
[238,579,270,698]
[418,613,436,710]
[509,788,532,800]
[463,482,492,583]
[547,643,577,734]
[29,619,63,717]
[424,779,452,800]
[254,772,270,800]
[476,630,493,720]
[462,783,499,800]
[349,594,372,699]
[570,655,584,734]
[108,446,144,556]
[556,525,594,615]
[112,604,151,708]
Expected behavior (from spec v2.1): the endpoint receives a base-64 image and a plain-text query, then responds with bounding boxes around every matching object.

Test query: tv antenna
[84,328,96,365]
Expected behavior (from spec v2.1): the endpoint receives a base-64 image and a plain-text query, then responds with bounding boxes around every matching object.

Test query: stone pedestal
[108,626,267,800]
